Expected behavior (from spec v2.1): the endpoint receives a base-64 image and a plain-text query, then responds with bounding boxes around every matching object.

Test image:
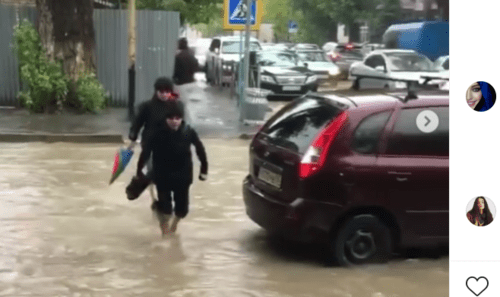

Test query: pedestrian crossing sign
[223,0,263,31]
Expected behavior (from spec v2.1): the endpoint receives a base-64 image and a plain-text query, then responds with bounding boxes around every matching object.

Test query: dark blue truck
[382,21,449,61]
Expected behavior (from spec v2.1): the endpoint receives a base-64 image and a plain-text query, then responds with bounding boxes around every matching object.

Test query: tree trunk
[36,0,96,82]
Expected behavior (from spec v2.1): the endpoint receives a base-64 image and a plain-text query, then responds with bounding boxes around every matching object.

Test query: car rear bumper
[243,175,341,243]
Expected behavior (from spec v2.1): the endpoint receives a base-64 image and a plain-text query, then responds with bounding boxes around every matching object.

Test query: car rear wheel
[329,214,392,266]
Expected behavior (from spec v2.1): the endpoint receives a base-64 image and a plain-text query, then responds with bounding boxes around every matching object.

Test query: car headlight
[328,68,340,75]
[306,75,318,84]
[260,75,275,83]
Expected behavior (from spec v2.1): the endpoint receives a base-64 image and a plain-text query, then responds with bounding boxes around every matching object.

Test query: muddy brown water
[0,140,448,296]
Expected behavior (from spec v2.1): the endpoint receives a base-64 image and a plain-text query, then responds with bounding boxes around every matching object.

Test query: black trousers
[155,184,190,218]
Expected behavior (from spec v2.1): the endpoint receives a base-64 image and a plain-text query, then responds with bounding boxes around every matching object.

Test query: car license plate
[283,86,301,91]
[258,167,282,188]
[317,75,328,79]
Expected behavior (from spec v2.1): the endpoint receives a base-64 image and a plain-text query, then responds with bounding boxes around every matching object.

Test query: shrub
[13,20,68,113]
[13,20,107,113]
[74,71,107,112]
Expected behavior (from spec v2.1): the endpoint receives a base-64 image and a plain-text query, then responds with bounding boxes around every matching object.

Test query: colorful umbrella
[109,142,137,185]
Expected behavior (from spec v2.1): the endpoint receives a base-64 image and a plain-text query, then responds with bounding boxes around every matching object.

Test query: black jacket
[129,97,178,143]
[173,49,199,85]
[140,122,207,188]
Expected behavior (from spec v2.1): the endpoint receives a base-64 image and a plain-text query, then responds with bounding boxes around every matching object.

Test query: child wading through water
[128,77,180,203]
[137,101,208,236]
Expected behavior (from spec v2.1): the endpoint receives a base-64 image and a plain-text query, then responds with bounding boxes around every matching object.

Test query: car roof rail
[349,73,449,103]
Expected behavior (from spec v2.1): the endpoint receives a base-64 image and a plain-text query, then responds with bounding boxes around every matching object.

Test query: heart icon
[466,277,489,296]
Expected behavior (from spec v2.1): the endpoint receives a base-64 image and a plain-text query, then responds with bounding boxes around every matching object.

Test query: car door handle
[396,177,408,182]
[388,171,411,176]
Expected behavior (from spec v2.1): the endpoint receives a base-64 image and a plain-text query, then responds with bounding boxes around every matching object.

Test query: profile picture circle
[466,81,496,112]
[466,196,496,227]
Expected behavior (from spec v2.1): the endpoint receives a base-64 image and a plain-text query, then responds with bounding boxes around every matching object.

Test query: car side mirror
[375,66,385,72]
[304,62,309,68]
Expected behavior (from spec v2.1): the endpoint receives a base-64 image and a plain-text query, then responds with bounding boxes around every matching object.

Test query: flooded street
[0,140,448,297]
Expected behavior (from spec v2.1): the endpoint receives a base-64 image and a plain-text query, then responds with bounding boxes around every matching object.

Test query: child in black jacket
[137,101,208,236]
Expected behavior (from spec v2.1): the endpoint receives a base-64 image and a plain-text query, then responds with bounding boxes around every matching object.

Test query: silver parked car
[296,50,341,87]
[349,49,443,90]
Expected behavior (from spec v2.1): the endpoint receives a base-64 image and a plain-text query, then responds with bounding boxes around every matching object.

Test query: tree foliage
[288,0,401,43]
[122,0,222,24]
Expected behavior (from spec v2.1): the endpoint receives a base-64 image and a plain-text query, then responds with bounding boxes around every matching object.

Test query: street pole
[128,0,136,121]
[238,30,243,106]
[241,0,252,120]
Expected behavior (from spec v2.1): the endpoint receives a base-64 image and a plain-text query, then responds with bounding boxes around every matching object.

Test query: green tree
[122,0,222,24]
[290,0,401,43]
[193,17,226,38]
[262,0,306,43]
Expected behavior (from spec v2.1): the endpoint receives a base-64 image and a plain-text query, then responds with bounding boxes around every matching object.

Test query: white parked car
[433,55,449,73]
[432,55,449,90]
[322,42,338,52]
[206,36,262,86]
[349,49,444,90]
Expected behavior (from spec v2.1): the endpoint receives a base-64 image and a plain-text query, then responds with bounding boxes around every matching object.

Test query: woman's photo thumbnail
[466,196,496,227]
[466,81,496,112]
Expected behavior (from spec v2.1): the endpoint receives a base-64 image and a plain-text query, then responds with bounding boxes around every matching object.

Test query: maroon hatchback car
[243,92,449,265]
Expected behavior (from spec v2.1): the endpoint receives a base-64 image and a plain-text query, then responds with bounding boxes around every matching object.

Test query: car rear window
[260,98,343,154]
[352,111,392,154]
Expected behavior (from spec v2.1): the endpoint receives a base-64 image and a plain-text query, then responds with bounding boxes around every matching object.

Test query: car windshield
[222,41,261,53]
[258,51,300,67]
[385,53,434,72]
[297,51,329,62]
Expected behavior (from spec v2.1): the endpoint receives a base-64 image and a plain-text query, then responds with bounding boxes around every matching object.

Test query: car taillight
[299,112,348,179]
[346,44,354,50]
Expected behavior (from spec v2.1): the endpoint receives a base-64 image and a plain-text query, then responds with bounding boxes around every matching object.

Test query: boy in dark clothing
[137,101,208,236]
[128,77,179,200]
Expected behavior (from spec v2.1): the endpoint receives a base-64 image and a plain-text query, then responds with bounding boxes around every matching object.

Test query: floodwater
[0,140,448,296]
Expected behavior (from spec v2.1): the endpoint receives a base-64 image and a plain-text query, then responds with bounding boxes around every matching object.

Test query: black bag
[126,175,152,200]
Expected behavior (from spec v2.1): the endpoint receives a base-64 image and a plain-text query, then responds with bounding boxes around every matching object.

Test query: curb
[0,133,124,143]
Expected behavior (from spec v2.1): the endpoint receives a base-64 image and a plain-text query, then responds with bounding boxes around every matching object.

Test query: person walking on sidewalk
[128,77,180,201]
[173,38,198,86]
[173,38,201,116]
[137,100,208,237]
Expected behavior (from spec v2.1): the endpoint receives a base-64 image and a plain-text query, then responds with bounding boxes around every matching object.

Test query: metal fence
[135,10,180,107]
[0,4,36,107]
[94,9,129,107]
[0,4,180,107]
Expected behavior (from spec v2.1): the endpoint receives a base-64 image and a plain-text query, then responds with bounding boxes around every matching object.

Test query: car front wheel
[329,214,392,266]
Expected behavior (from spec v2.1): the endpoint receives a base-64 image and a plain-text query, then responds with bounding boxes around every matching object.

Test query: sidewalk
[0,107,129,143]
[0,79,271,143]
